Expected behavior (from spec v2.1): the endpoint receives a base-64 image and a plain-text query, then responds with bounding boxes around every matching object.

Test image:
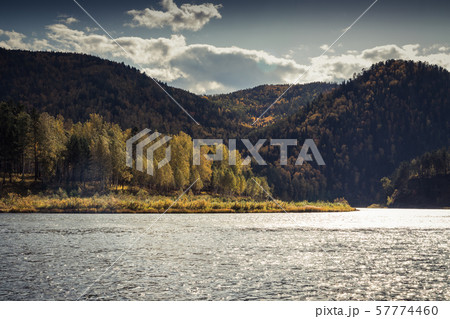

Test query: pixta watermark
[126,129,325,176]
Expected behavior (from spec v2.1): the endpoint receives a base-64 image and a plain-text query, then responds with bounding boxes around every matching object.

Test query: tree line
[0,102,270,198]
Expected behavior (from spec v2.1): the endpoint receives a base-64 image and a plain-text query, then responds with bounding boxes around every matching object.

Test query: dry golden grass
[0,193,355,213]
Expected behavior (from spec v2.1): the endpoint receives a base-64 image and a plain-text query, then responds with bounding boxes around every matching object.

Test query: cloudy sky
[1,0,449,94]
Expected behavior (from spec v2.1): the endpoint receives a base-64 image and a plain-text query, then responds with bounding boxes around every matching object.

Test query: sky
[0,0,449,94]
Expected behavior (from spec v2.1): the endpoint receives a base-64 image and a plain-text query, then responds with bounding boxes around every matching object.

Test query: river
[0,208,448,300]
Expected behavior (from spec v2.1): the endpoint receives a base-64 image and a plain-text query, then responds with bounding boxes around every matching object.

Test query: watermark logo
[126,129,325,176]
[126,129,172,176]
[193,138,325,166]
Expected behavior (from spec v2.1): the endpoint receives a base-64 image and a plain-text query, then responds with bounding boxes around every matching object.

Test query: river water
[0,208,448,300]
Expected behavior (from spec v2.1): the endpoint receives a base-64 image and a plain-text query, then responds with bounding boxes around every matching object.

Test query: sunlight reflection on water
[0,208,448,300]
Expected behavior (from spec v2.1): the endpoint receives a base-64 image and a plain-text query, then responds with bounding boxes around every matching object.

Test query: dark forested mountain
[208,82,336,126]
[0,48,231,137]
[253,60,450,204]
[1,48,449,205]
[380,147,450,208]
[0,48,335,136]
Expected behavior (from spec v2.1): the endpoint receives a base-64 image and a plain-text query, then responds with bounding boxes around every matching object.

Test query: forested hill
[207,82,336,126]
[381,147,450,208]
[253,60,450,204]
[1,48,449,205]
[0,48,337,136]
[0,48,230,137]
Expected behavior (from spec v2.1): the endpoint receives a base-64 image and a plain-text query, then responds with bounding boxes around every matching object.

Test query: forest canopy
[0,102,270,199]
[0,48,449,206]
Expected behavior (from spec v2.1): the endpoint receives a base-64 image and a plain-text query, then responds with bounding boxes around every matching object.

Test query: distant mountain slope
[1,49,449,205]
[253,60,450,204]
[0,48,226,136]
[381,147,450,208]
[208,82,336,126]
[0,48,336,136]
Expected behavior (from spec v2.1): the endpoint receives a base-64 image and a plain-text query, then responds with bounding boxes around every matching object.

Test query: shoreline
[0,194,355,214]
[0,207,356,214]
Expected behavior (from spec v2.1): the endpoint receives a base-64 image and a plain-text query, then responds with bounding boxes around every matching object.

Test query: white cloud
[0,29,27,50]
[45,24,116,53]
[320,44,335,53]
[1,24,449,94]
[0,29,52,51]
[62,17,79,24]
[126,0,222,31]
[283,49,294,59]
[27,24,305,93]
[167,44,306,93]
[85,27,99,32]
[56,14,79,25]
[308,44,450,83]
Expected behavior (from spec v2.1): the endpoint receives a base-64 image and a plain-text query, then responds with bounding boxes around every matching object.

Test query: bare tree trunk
[34,142,38,181]
[21,152,25,182]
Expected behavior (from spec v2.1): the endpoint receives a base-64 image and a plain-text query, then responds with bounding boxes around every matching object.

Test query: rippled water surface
[0,208,448,300]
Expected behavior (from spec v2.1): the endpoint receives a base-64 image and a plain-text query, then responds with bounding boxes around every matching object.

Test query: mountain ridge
[0,47,334,133]
[0,47,221,136]
[1,48,449,205]
[207,82,336,126]
[253,60,450,204]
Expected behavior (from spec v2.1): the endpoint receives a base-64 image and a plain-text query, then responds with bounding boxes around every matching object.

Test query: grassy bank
[0,193,355,213]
